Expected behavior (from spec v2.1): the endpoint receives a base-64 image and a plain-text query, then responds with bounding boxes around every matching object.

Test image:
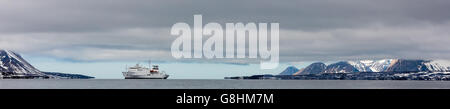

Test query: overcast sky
[1,0,450,67]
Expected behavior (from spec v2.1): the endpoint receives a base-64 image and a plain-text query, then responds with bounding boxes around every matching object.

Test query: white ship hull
[122,64,169,79]
[122,72,169,79]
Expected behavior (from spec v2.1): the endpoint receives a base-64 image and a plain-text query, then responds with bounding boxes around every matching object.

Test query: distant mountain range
[0,50,94,79]
[281,59,450,75]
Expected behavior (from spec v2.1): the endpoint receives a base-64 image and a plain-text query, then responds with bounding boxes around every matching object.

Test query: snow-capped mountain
[0,49,94,79]
[323,61,359,73]
[385,59,450,72]
[348,59,395,72]
[349,59,450,73]
[0,50,44,76]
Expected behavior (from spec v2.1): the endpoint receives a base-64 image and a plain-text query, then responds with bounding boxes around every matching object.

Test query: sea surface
[1,79,450,89]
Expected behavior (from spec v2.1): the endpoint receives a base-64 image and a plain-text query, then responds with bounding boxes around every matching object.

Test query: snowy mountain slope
[348,60,374,72]
[0,49,94,79]
[323,61,359,73]
[348,59,396,72]
[0,50,44,75]
[385,59,430,72]
[424,61,450,72]
[371,59,397,72]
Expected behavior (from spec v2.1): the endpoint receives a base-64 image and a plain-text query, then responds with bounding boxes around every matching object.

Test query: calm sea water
[1,79,450,89]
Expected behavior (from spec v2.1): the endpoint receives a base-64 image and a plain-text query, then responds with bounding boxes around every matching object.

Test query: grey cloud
[2,0,450,32]
[279,21,450,61]
[1,0,450,63]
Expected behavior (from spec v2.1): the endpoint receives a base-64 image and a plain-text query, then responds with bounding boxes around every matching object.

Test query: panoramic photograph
[1,0,450,108]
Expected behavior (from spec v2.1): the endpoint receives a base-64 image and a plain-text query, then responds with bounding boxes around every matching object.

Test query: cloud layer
[1,0,450,63]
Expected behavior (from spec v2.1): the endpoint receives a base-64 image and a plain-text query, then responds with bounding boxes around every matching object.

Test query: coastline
[1,79,450,89]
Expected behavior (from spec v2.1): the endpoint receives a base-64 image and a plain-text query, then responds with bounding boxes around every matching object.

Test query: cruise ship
[122,63,169,79]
